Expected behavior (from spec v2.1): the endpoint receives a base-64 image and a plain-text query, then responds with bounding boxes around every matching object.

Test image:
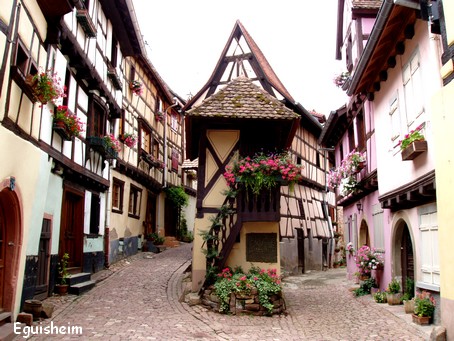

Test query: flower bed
[201,267,285,316]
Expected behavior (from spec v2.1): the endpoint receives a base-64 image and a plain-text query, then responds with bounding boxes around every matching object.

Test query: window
[140,125,151,155]
[14,39,37,77]
[171,113,178,131]
[171,149,179,171]
[89,98,107,137]
[89,193,100,235]
[389,96,401,142]
[403,51,424,127]
[372,203,385,250]
[112,178,124,213]
[419,205,440,288]
[355,111,366,151]
[348,125,355,152]
[128,185,142,218]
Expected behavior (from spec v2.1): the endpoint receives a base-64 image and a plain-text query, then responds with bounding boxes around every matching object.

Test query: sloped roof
[183,20,295,108]
[352,0,383,9]
[187,77,299,120]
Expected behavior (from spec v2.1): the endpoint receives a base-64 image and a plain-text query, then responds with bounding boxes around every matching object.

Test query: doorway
[59,185,84,270]
[35,217,52,300]
[0,185,22,312]
[358,219,370,247]
[164,198,177,237]
[400,224,414,292]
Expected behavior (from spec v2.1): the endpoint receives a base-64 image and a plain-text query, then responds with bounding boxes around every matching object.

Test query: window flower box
[401,140,427,161]
[25,69,66,105]
[107,67,122,90]
[52,106,84,140]
[87,135,120,159]
[76,9,97,38]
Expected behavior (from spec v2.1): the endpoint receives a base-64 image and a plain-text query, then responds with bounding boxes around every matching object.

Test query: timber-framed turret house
[0,0,185,323]
[184,21,335,291]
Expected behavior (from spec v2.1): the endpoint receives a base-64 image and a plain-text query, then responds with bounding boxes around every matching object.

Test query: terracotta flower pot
[387,293,403,305]
[412,313,431,325]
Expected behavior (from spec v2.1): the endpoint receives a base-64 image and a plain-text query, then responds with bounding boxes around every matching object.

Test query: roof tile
[187,77,299,120]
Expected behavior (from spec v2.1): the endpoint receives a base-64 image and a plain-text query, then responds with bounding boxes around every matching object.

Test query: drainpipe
[319,147,335,268]
[162,97,183,189]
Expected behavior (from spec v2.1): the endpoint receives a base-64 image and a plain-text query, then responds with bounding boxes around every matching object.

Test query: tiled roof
[186,77,299,120]
[182,159,198,169]
[352,0,382,9]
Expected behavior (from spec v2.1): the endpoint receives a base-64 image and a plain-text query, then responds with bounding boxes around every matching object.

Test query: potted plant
[52,105,84,140]
[25,69,66,104]
[120,133,137,148]
[333,71,350,88]
[354,245,384,280]
[399,124,427,161]
[386,278,402,305]
[223,151,303,195]
[402,277,415,314]
[413,291,436,325]
[56,252,70,295]
[129,80,143,96]
[373,290,388,303]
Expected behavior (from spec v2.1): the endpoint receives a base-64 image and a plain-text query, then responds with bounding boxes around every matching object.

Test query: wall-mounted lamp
[356,202,363,213]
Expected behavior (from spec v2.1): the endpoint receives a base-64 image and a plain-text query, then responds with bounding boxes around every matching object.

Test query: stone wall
[201,286,286,316]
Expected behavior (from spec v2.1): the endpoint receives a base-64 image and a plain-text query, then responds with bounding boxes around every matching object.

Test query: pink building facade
[323,0,442,324]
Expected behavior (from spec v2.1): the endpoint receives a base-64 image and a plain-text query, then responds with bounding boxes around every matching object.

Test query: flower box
[76,9,97,38]
[86,136,118,159]
[53,120,72,141]
[107,67,122,90]
[401,140,427,161]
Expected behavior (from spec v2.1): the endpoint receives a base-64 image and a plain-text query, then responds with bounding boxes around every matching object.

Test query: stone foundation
[201,286,286,316]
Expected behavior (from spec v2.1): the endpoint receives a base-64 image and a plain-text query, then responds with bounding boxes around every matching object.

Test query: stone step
[0,312,11,326]
[0,323,18,341]
[164,237,180,248]
[68,272,92,286]
[69,280,96,296]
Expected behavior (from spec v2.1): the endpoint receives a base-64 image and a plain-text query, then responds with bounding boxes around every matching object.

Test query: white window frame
[402,50,424,128]
[418,204,440,291]
[389,95,401,143]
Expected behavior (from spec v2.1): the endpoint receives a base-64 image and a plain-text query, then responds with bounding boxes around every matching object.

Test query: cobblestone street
[19,243,431,340]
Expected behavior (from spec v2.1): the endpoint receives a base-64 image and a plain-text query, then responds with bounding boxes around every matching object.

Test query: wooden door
[144,192,156,237]
[35,218,51,299]
[59,186,84,269]
[401,225,414,292]
[296,228,305,274]
[164,198,177,237]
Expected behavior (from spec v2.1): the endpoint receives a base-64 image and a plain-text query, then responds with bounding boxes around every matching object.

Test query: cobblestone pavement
[19,243,432,341]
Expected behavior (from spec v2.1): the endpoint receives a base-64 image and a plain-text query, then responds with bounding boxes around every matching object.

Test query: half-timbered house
[0,0,184,324]
[184,21,335,291]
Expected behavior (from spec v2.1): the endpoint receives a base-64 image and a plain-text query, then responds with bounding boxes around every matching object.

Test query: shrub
[214,267,282,314]
[387,278,401,294]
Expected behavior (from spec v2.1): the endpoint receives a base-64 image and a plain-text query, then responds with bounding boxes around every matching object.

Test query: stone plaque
[246,233,277,263]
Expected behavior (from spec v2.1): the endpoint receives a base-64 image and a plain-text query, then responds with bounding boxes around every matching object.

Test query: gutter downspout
[162,97,183,189]
[347,0,394,96]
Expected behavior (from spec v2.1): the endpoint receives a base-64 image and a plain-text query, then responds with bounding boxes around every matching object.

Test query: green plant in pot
[56,252,70,295]
[414,291,435,318]
[386,278,402,305]
[402,277,415,313]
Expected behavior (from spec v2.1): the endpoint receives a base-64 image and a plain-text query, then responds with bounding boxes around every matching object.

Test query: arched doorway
[0,182,22,312]
[358,219,370,247]
[393,219,415,292]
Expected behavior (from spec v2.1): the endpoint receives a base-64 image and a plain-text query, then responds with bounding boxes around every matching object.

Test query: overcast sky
[132,0,347,116]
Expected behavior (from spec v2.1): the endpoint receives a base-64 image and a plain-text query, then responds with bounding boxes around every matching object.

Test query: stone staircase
[0,312,15,341]
[163,236,180,248]
[68,272,96,295]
